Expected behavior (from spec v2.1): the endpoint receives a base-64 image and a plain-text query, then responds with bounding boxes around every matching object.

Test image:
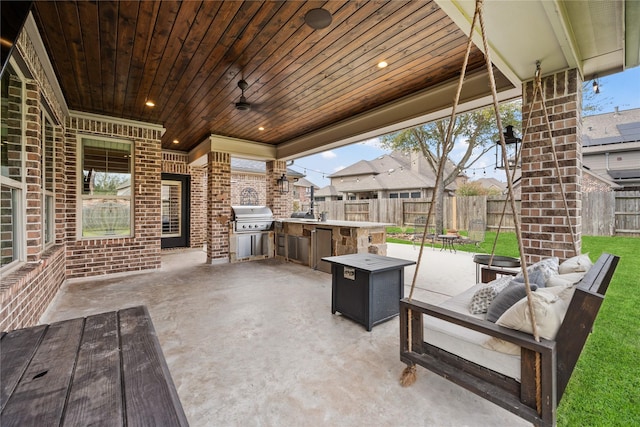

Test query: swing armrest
[400,298,555,353]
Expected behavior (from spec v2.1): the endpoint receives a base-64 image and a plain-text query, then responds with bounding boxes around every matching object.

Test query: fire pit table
[322,253,416,331]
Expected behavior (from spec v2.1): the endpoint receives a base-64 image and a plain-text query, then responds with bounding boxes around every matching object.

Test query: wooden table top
[0,306,188,426]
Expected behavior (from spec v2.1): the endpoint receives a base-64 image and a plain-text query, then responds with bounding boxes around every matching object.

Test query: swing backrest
[554,253,620,401]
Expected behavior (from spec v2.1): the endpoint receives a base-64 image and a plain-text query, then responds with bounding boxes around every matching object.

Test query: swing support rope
[402,0,548,413]
[400,0,481,387]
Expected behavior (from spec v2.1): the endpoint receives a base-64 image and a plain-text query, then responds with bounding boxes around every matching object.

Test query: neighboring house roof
[315,185,341,197]
[293,177,319,189]
[583,167,620,189]
[583,107,640,146]
[328,151,460,193]
[230,158,304,177]
[582,107,640,187]
[472,177,507,191]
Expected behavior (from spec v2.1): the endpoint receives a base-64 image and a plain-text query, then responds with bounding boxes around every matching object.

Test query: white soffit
[562,0,625,77]
[188,134,277,166]
[437,0,578,81]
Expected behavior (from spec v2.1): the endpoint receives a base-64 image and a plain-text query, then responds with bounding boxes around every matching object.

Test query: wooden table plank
[119,306,189,427]
[63,311,123,427]
[1,318,84,426]
[0,325,47,412]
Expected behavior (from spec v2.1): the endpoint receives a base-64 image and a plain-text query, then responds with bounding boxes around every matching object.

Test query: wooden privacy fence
[312,191,640,236]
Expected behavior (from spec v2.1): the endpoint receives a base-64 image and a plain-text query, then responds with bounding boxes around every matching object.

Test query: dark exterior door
[161,173,190,249]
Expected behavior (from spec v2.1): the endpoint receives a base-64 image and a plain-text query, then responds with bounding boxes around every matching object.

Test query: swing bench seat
[399,253,619,427]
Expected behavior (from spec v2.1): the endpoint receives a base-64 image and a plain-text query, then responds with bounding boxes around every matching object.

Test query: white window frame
[77,135,133,239]
[0,58,27,273]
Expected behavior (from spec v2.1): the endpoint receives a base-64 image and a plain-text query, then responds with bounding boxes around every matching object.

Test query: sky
[290,67,640,188]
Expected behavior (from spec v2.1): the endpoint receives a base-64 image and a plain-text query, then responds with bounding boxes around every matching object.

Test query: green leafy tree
[456,181,501,196]
[380,101,521,233]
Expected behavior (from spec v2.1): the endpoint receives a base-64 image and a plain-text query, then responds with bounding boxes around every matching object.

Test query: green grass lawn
[388,229,640,425]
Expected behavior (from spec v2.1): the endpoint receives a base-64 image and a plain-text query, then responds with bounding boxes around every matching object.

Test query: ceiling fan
[235,79,251,111]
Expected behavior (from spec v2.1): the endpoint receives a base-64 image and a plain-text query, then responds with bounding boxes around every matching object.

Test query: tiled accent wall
[266,160,292,218]
[65,115,163,278]
[207,151,231,263]
[521,69,582,263]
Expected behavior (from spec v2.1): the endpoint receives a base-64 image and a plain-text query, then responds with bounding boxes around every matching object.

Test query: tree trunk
[434,179,445,234]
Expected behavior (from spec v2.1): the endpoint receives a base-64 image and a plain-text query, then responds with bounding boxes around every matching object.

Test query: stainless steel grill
[231,205,274,233]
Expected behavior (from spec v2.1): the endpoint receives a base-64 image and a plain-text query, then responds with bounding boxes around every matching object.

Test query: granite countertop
[276,218,392,228]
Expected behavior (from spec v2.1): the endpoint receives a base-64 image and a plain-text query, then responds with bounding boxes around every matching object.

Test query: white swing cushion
[423,284,522,381]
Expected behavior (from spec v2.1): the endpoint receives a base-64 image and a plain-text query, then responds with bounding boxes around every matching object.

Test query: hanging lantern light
[277,173,290,194]
[495,125,522,170]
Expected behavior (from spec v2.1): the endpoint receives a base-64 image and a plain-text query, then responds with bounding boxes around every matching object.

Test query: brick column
[266,160,292,218]
[521,69,582,263]
[206,151,231,264]
[24,80,42,261]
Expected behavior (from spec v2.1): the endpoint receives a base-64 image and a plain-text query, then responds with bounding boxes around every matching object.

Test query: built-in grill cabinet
[230,206,275,262]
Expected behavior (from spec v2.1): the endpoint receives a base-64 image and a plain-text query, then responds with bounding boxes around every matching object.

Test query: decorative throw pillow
[512,268,547,288]
[546,272,586,288]
[486,282,538,323]
[558,254,593,274]
[483,287,576,355]
[514,257,559,287]
[467,276,512,315]
[495,289,569,340]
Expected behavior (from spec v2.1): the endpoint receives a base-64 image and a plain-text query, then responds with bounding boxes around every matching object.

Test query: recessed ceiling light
[172,139,179,144]
[378,61,388,69]
[258,126,265,131]
[145,100,155,107]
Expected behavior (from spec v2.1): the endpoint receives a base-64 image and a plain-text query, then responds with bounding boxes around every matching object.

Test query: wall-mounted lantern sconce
[592,76,600,94]
[495,125,522,170]
[277,173,290,194]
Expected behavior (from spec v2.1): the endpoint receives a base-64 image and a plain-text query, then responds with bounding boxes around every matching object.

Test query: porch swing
[398,1,620,426]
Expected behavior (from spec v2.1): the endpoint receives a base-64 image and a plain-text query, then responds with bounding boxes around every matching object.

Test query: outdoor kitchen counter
[278,218,393,228]
[275,219,390,270]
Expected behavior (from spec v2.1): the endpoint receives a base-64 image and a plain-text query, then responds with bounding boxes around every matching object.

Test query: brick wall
[207,152,231,263]
[266,160,292,218]
[191,166,206,248]
[0,29,67,331]
[161,151,206,248]
[231,172,267,206]
[0,245,66,331]
[521,69,582,263]
[65,115,163,278]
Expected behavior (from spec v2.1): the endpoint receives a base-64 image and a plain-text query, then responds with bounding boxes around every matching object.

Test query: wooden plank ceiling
[32,0,493,154]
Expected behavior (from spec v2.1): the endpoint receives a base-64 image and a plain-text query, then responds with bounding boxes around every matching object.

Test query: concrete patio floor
[41,243,529,426]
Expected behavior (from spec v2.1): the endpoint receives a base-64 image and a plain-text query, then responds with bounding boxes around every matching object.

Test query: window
[399,192,410,199]
[389,193,398,199]
[161,181,181,237]
[42,110,55,246]
[1,62,25,269]
[411,191,421,198]
[80,137,132,237]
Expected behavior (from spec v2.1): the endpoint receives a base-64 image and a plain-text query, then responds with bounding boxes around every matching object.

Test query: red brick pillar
[266,160,292,218]
[521,69,582,263]
[24,80,42,261]
[206,151,231,264]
